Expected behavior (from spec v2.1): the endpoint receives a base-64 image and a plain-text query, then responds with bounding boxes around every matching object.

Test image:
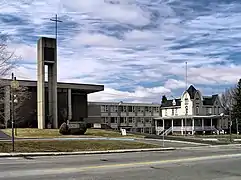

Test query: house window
[196,106,199,115]
[214,106,216,114]
[172,108,174,116]
[185,106,188,115]
[165,109,167,116]
[136,117,141,122]
[185,98,189,105]
[175,108,178,115]
[206,108,212,115]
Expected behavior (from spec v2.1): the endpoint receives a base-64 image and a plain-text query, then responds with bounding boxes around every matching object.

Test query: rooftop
[0,79,104,94]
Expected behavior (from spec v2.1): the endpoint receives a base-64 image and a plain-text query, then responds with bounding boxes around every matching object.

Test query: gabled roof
[203,94,218,106]
[161,99,181,107]
[186,85,197,99]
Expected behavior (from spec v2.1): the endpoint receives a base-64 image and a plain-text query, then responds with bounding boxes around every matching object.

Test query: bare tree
[0,33,16,79]
[0,33,31,128]
[13,86,32,127]
[220,87,236,114]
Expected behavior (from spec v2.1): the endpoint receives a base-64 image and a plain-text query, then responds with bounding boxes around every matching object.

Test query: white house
[155,85,228,136]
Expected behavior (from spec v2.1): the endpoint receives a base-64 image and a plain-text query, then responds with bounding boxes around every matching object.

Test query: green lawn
[2,128,144,138]
[0,140,158,153]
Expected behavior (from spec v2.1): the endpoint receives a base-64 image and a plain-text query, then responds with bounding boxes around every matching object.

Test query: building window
[120,117,124,123]
[110,117,117,123]
[148,107,152,112]
[172,108,174,116]
[165,109,167,116]
[145,118,150,123]
[101,105,108,112]
[141,118,144,123]
[196,106,199,115]
[136,117,141,122]
[175,108,178,115]
[145,107,149,112]
[137,107,141,112]
[128,106,134,112]
[110,105,118,112]
[105,117,109,124]
[128,117,133,123]
[132,117,135,123]
[120,106,127,112]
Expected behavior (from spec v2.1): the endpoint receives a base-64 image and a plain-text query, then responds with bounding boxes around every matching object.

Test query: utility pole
[11,73,15,152]
[229,100,232,143]
[184,61,188,136]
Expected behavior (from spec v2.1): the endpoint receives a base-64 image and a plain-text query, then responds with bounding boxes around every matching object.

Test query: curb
[141,138,209,145]
[176,144,241,150]
[0,147,176,158]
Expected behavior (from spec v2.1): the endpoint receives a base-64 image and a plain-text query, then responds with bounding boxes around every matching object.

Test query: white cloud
[1,0,241,102]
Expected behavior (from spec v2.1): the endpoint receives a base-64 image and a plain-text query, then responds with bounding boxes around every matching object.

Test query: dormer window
[172,99,176,106]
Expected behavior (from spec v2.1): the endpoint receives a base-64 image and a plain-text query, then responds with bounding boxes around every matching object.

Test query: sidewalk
[0,147,176,158]
[0,130,10,140]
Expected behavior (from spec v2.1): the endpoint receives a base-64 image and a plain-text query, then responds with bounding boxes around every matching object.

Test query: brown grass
[0,140,158,153]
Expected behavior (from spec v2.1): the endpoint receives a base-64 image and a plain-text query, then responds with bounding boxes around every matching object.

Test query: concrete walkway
[0,130,10,139]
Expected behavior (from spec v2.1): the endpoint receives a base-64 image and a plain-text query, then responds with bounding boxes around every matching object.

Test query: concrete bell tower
[37,37,58,129]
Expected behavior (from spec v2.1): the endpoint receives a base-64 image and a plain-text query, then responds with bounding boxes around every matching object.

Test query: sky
[0,0,241,103]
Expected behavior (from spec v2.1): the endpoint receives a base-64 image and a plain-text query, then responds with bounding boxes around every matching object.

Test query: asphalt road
[1,146,241,180]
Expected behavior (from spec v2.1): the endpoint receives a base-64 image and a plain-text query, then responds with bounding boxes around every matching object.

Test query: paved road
[1,146,241,179]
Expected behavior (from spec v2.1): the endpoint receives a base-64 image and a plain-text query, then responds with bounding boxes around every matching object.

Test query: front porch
[154,115,228,136]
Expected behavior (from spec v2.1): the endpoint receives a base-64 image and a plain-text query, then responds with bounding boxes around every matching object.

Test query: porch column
[67,88,72,120]
[155,119,157,135]
[162,119,164,131]
[192,118,194,135]
[202,118,204,130]
[181,119,184,135]
[171,119,173,134]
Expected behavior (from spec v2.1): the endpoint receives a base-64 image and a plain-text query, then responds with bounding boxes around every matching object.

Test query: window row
[101,117,153,124]
[165,108,178,116]
[100,105,160,113]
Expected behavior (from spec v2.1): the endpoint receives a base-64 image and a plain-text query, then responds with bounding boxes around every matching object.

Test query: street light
[10,73,19,152]
[118,101,123,130]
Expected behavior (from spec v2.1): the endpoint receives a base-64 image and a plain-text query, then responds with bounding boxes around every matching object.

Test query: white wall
[180,91,194,115]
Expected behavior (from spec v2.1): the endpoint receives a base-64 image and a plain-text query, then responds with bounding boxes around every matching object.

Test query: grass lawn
[2,128,144,138]
[0,140,158,153]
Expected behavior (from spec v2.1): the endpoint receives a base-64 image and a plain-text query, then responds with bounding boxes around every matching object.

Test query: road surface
[1,146,241,179]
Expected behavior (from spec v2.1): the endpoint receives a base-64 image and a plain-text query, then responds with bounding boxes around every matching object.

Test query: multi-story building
[155,85,228,135]
[88,85,228,136]
[88,102,161,134]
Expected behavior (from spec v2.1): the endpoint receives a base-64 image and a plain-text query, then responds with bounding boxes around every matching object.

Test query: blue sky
[0,0,241,103]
